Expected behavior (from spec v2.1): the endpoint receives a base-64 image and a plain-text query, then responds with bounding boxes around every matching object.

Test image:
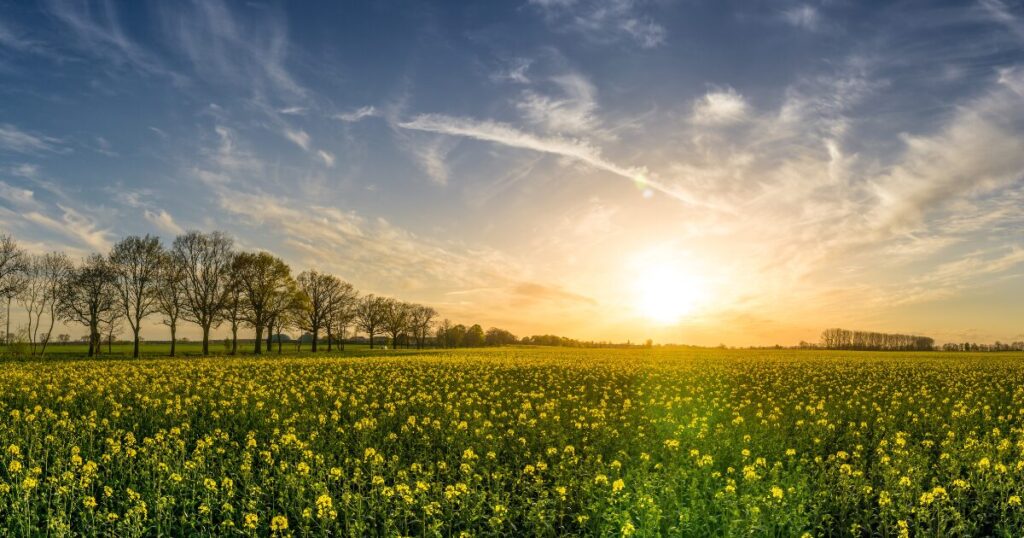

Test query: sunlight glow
[632,262,707,325]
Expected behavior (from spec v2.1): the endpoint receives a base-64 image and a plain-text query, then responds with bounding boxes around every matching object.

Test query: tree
[464,324,485,347]
[296,270,340,352]
[0,234,28,346]
[109,235,164,358]
[154,253,186,357]
[56,254,117,357]
[409,304,437,349]
[233,251,293,354]
[485,327,517,346]
[171,231,234,355]
[436,318,453,348]
[17,252,72,356]
[383,298,411,350]
[98,308,123,355]
[223,271,244,355]
[324,280,357,351]
[265,281,305,354]
[355,294,388,349]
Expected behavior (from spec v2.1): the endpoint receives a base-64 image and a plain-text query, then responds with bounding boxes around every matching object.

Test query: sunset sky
[1,0,1023,345]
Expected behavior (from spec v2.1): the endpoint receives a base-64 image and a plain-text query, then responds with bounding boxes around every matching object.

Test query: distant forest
[806,328,1024,352]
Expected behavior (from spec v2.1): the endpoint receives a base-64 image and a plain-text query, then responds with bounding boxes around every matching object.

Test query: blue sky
[1,0,1023,345]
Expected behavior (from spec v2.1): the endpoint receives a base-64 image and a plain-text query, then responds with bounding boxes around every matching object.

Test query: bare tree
[436,318,453,348]
[356,294,388,349]
[171,231,234,355]
[56,254,118,357]
[296,270,342,352]
[17,253,72,356]
[154,253,186,357]
[266,281,305,354]
[325,280,357,351]
[223,272,244,355]
[233,251,294,354]
[109,235,164,358]
[409,304,437,349]
[383,298,411,349]
[98,308,124,355]
[0,234,28,346]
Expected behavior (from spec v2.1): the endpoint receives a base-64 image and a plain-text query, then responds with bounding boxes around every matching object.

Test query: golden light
[632,262,707,325]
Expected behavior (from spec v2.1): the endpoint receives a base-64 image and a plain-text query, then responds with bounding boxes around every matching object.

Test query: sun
[632,263,706,325]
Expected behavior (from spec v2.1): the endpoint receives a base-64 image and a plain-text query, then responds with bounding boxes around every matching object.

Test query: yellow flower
[244,513,258,529]
[270,515,288,531]
[1010,496,1022,507]
[771,486,784,500]
[612,479,625,492]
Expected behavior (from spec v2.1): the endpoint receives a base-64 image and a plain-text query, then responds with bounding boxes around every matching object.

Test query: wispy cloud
[0,124,62,154]
[980,0,1024,41]
[528,0,666,48]
[45,0,181,82]
[283,128,311,151]
[782,5,821,31]
[316,149,335,168]
[334,105,378,122]
[23,203,112,253]
[517,72,599,134]
[143,208,184,236]
[158,0,304,98]
[398,114,720,209]
[692,88,749,125]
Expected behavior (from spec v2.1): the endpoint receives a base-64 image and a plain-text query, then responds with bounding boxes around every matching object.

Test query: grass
[0,347,1022,536]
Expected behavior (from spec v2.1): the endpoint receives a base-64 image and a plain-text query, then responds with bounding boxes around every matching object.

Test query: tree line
[819,328,935,351]
[0,231,455,358]
[940,341,1024,352]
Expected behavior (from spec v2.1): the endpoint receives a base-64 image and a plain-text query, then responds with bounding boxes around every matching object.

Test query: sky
[0,0,1023,346]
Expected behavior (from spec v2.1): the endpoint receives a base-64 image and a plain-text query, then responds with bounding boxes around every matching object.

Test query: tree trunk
[254,325,263,354]
[266,323,273,352]
[326,327,333,352]
[369,329,374,349]
[312,328,318,352]
[231,324,238,355]
[202,324,210,355]
[169,323,176,357]
[133,326,141,358]
[277,336,282,354]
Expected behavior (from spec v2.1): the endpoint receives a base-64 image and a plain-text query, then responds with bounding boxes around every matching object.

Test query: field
[1,348,1023,536]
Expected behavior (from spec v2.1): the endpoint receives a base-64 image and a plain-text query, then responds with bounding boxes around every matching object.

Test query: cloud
[0,124,62,154]
[528,0,666,48]
[782,5,821,31]
[283,128,311,151]
[397,113,718,209]
[316,149,335,168]
[867,67,1024,237]
[45,0,180,82]
[279,106,307,115]
[980,0,1024,41]
[22,204,112,253]
[144,208,184,236]
[335,105,378,122]
[491,58,532,84]
[407,137,452,186]
[158,0,305,98]
[0,180,37,208]
[692,88,749,125]
[517,72,599,134]
[11,163,40,178]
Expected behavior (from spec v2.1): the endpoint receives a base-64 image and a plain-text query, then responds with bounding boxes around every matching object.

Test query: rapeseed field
[0,348,1022,536]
